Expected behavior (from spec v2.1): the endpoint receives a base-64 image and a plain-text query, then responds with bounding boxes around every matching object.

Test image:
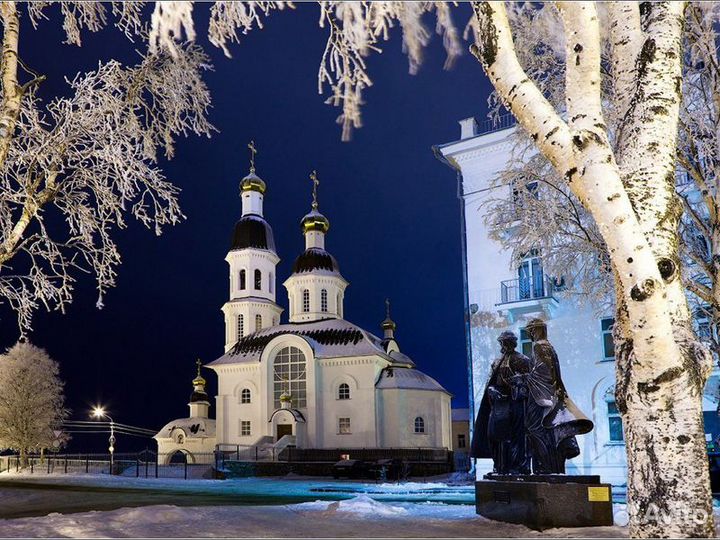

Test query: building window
[517,251,544,300]
[302,289,310,312]
[254,269,262,290]
[457,434,466,448]
[237,314,244,340]
[240,421,251,437]
[607,401,624,443]
[337,293,342,318]
[241,388,251,404]
[269,272,274,294]
[338,383,350,400]
[255,314,262,332]
[273,346,307,408]
[601,317,615,360]
[519,328,533,357]
[338,417,351,434]
[321,289,328,312]
[414,417,425,434]
[239,270,246,290]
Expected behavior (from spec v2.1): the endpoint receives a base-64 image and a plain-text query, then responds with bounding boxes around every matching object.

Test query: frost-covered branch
[0,5,213,334]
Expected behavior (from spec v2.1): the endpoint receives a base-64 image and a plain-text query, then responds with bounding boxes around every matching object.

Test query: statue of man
[470,331,531,474]
[523,318,594,474]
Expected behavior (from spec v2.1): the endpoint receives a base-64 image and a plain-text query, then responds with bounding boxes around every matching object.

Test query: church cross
[248,140,257,174]
[385,298,391,319]
[196,358,202,376]
[310,170,319,210]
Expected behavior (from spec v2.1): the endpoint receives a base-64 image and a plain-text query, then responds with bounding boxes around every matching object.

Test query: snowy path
[0,500,627,538]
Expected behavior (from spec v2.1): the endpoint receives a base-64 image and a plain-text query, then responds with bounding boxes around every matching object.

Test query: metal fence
[0,452,216,480]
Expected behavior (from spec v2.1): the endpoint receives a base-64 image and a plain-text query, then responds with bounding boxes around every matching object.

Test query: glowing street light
[90,405,115,474]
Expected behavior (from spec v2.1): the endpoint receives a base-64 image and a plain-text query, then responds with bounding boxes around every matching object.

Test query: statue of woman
[523,318,594,474]
[470,331,531,474]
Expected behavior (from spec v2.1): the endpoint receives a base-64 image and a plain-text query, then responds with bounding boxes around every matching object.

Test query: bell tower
[221,141,283,352]
[284,171,348,323]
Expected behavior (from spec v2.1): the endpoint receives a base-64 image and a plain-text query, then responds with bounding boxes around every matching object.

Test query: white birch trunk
[472,2,714,536]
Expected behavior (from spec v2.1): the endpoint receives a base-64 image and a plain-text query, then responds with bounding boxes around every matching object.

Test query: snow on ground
[0,501,627,538]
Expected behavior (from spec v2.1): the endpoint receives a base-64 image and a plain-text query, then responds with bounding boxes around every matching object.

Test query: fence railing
[0,452,216,480]
[499,275,556,304]
[476,112,517,135]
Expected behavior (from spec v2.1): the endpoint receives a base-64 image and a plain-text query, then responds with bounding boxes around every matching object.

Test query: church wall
[377,388,451,448]
[314,357,380,448]
[156,437,217,464]
[213,364,265,446]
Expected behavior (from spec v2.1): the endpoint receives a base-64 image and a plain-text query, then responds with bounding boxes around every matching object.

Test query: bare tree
[0,2,213,334]
[0,341,68,465]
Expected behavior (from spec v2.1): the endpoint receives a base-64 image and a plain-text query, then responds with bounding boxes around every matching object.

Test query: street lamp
[91,406,115,474]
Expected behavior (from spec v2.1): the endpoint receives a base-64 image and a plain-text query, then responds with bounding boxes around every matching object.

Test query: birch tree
[0,2,212,334]
[470,2,713,536]
[481,3,720,359]
[0,341,68,465]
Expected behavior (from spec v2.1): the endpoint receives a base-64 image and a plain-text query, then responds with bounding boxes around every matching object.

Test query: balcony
[496,275,559,322]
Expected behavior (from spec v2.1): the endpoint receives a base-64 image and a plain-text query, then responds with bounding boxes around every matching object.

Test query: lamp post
[91,406,115,474]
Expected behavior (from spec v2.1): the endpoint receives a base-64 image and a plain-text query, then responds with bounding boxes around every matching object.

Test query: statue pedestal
[475,474,614,530]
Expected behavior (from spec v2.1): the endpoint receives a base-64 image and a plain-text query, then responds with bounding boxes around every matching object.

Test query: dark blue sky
[1,4,493,447]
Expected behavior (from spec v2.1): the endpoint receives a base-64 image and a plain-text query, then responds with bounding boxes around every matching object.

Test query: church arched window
[255,314,262,332]
[337,293,342,317]
[254,269,262,290]
[302,289,310,312]
[321,289,328,312]
[273,346,307,408]
[338,383,350,400]
[241,388,251,404]
[239,270,246,290]
[269,272,274,294]
[237,314,244,340]
[414,417,425,434]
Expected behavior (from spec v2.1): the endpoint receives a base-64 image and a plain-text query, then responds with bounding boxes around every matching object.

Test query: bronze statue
[471,320,593,475]
[523,318,593,474]
[470,331,531,474]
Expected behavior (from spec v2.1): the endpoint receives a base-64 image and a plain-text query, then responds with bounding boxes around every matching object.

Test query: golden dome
[193,359,206,387]
[301,210,330,234]
[240,172,266,194]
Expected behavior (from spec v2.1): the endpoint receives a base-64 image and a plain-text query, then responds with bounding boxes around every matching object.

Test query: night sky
[0,4,494,451]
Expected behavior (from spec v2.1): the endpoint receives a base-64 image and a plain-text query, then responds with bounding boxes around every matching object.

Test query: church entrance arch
[276,423,293,440]
[269,408,306,446]
[166,449,195,465]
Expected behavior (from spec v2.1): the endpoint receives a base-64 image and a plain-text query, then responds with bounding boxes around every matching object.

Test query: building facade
[154,361,217,463]
[436,118,720,486]
[203,159,452,454]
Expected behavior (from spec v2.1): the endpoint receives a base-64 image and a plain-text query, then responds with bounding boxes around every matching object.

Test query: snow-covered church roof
[154,417,216,439]
[207,318,415,367]
[375,366,451,395]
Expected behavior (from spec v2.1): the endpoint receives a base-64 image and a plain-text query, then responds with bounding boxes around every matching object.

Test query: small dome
[240,172,266,194]
[381,317,396,331]
[231,214,276,252]
[189,389,209,403]
[292,247,340,274]
[301,209,330,234]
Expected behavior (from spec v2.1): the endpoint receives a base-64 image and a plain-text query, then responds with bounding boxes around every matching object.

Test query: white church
[435,117,720,486]
[156,149,452,462]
